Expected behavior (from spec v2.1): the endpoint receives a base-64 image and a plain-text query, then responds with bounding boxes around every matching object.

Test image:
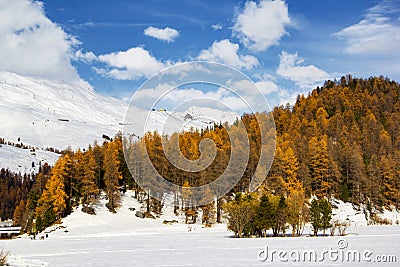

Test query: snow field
[1,191,400,267]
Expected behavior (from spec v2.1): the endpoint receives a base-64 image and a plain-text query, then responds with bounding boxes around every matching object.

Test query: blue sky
[1,0,400,108]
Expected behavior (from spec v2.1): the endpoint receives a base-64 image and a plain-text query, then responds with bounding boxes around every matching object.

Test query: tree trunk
[272,227,278,237]
[238,228,243,238]
[216,198,221,223]
[146,191,150,213]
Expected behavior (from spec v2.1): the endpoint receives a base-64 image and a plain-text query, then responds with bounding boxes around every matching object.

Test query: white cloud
[211,23,223,30]
[229,76,293,106]
[144,26,179,42]
[217,78,281,110]
[334,1,400,55]
[232,0,290,52]
[136,85,250,111]
[97,47,167,80]
[197,39,259,70]
[75,50,97,63]
[164,87,227,103]
[0,0,81,81]
[255,80,279,95]
[130,70,283,112]
[277,87,295,106]
[227,79,278,96]
[277,51,332,89]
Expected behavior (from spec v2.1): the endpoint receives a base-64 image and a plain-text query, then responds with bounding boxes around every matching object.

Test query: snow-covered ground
[0,144,59,173]
[1,191,399,267]
[331,198,400,226]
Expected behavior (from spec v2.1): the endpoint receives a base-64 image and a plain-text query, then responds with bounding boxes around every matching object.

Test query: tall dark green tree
[254,194,274,237]
[273,195,287,236]
[320,198,332,235]
[310,199,321,236]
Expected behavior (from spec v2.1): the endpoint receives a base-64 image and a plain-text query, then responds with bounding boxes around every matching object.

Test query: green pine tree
[319,198,332,236]
[254,194,273,237]
[310,199,321,236]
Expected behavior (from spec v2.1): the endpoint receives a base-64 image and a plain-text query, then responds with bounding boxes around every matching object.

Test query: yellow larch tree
[82,148,99,208]
[36,155,69,221]
[103,141,122,212]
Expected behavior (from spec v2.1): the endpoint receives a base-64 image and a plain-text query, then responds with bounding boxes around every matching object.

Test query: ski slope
[0,71,239,171]
[0,144,59,173]
[0,71,126,150]
[1,191,399,267]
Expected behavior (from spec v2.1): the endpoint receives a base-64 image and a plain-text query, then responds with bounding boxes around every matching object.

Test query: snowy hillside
[331,198,400,226]
[46,191,204,238]
[0,71,239,151]
[0,144,58,173]
[0,71,126,150]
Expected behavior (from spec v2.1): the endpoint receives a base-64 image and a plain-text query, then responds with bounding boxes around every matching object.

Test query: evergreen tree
[274,195,287,236]
[320,198,332,235]
[35,215,43,233]
[254,194,273,237]
[340,182,350,202]
[310,199,321,236]
[43,207,56,228]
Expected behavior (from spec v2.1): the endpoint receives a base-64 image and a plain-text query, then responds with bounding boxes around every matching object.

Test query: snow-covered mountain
[0,71,239,170]
[0,71,126,150]
[0,71,239,149]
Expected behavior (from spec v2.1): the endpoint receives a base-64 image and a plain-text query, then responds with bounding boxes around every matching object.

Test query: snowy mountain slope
[0,71,239,152]
[0,144,59,173]
[0,71,126,150]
